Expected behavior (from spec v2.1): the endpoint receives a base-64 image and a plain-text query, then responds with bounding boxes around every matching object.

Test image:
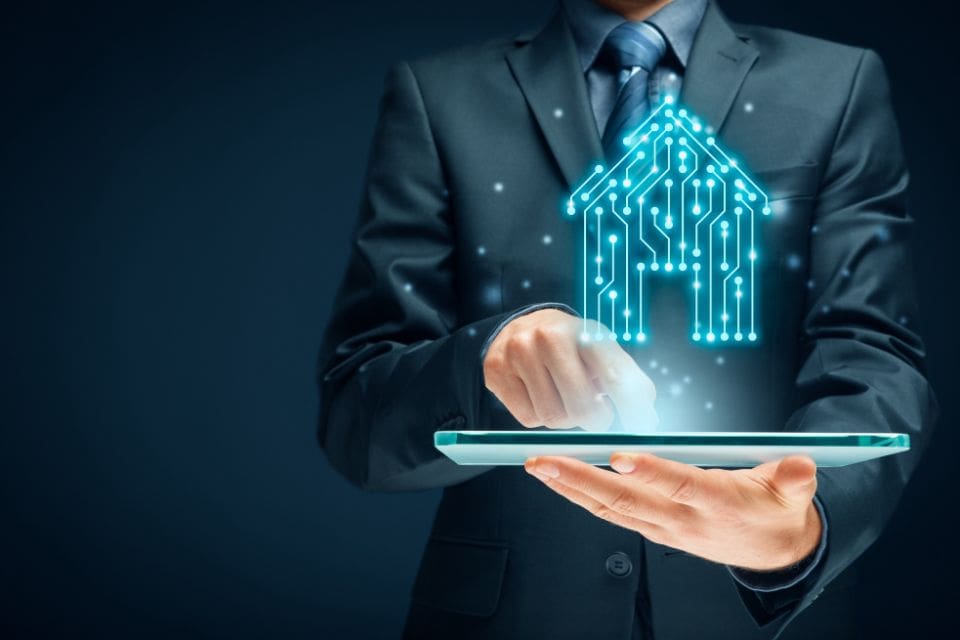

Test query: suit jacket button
[605,552,633,578]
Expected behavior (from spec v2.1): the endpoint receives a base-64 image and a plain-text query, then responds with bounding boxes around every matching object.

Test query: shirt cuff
[727,495,828,593]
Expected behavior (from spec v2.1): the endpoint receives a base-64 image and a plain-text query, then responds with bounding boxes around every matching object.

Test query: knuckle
[669,477,699,503]
[610,489,641,516]
[482,354,507,377]
[515,411,540,428]
[505,334,535,359]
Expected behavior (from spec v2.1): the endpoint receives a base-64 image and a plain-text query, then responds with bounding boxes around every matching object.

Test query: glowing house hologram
[565,96,770,346]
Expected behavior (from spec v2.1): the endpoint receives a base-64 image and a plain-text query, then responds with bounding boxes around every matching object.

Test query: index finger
[578,338,658,431]
[609,453,713,507]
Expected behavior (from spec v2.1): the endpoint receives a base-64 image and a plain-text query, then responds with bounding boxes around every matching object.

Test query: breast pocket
[753,161,821,267]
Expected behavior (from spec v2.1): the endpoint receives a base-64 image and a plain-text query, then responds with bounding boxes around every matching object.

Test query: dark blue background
[3,1,957,637]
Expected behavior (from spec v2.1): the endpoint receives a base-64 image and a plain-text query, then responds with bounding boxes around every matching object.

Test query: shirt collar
[562,0,707,71]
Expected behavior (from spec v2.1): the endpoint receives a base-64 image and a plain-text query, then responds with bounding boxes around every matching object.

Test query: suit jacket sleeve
[317,62,524,492]
[734,49,938,627]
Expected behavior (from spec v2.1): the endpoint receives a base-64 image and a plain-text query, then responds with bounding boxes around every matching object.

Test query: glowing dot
[650,123,660,132]
[729,159,738,167]
[735,179,745,189]
[706,165,716,174]
[404,283,413,292]
[706,137,716,146]
[692,248,702,258]
[467,327,477,337]
[807,278,816,289]
[477,246,486,256]
[622,206,632,214]
[581,332,590,342]
[650,262,660,271]
[580,193,590,202]
[748,332,757,341]
[664,215,674,229]
[734,276,743,285]
[594,276,604,285]
[744,102,754,113]
[650,165,659,174]
[749,250,758,261]
[720,165,729,173]
[553,108,564,118]
[734,332,743,341]
[664,178,674,188]
[706,332,716,342]
[678,151,687,160]
[594,206,603,215]
[721,313,729,322]
[665,135,674,144]
[522,279,531,289]
[678,263,687,272]
[638,196,645,205]
[721,262,729,271]
[622,136,633,146]
[716,356,725,365]
[734,193,743,202]
[705,401,714,410]
[692,205,701,214]
[762,206,772,215]
[542,234,553,244]
[608,234,618,244]
[622,332,631,341]
[693,281,701,290]
[692,332,702,341]
[637,262,645,271]
[735,290,743,298]
[735,206,743,215]
[594,164,604,174]
[692,263,701,272]
[650,360,658,369]
[608,178,618,187]
[692,123,702,132]
[721,221,729,229]
[636,151,646,160]
[623,179,632,188]
[720,332,729,341]
[664,95,675,104]
[566,207,575,216]
[609,193,618,201]
[748,192,758,202]
[493,182,504,192]
[595,255,603,264]
[609,290,618,300]
[637,333,647,342]
[670,383,682,397]
[661,367,669,375]
[651,206,660,215]
[623,309,631,317]
[665,262,674,272]
[679,241,687,250]
[841,267,851,278]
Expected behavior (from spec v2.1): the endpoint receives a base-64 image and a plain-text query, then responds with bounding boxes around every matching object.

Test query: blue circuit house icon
[566,96,770,346]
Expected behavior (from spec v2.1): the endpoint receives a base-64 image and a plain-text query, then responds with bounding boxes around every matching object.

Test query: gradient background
[3,1,957,637]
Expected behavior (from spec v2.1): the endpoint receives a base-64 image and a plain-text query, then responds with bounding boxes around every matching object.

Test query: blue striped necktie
[599,22,667,163]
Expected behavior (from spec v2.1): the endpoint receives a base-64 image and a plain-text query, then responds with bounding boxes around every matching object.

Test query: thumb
[771,455,818,501]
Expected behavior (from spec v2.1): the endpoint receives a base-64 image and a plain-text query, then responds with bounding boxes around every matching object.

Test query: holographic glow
[565,97,770,345]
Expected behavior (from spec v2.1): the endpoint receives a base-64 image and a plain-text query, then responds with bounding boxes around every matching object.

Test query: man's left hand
[525,453,822,571]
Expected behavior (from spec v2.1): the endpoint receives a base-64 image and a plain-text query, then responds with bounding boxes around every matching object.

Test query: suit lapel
[506,12,605,190]
[681,1,759,133]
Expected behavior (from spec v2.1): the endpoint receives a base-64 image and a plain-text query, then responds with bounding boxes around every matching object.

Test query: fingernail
[611,456,635,474]
[534,461,560,478]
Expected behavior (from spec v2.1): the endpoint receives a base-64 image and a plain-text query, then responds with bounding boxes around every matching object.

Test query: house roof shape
[565,95,770,346]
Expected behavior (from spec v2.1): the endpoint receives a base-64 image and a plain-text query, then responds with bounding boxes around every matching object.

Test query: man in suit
[318,0,936,637]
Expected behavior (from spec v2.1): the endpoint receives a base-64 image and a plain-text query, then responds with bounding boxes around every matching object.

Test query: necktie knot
[600,21,667,73]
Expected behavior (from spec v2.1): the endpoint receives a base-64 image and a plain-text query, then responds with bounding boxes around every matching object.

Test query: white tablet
[434,431,910,468]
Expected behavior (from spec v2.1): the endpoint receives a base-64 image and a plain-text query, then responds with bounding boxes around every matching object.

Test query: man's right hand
[482,309,657,431]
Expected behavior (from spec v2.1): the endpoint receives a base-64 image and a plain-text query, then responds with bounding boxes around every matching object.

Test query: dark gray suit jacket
[318,2,936,638]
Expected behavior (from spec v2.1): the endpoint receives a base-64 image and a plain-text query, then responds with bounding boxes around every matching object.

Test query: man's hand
[525,453,822,571]
[483,309,657,431]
